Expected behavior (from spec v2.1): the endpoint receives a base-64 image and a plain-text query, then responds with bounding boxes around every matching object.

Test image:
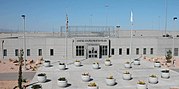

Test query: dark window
[119,48,122,55]
[3,49,7,56]
[136,48,139,55]
[111,48,114,55]
[150,48,153,55]
[27,49,30,56]
[76,46,84,56]
[174,48,178,56]
[143,48,146,55]
[38,49,42,56]
[15,49,18,56]
[127,48,130,55]
[102,46,107,55]
[50,49,54,56]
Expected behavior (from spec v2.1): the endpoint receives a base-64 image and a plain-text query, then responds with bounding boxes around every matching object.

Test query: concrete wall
[1,30,179,60]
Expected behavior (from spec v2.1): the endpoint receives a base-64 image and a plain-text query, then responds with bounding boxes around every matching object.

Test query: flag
[66,14,68,32]
[130,11,133,23]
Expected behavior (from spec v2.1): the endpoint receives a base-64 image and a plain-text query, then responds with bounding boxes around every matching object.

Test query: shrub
[161,70,169,73]
[88,82,97,87]
[58,77,66,81]
[31,84,42,89]
[37,73,46,76]
[82,73,89,76]
[105,59,110,61]
[75,60,80,62]
[125,61,130,64]
[44,60,50,62]
[106,76,113,79]
[137,80,146,85]
[59,63,65,65]
[123,71,130,74]
[149,74,157,78]
[165,50,172,63]
[134,59,140,61]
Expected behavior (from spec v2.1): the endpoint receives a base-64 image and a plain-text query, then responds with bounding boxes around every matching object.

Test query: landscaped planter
[31,84,42,89]
[92,62,99,69]
[124,62,131,68]
[88,82,98,89]
[137,80,147,89]
[134,59,140,65]
[122,71,132,80]
[105,76,116,86]
[161,69,170,79]
[57,77,68,87]
[74,60,81,67]
[43,60,50,67]
[105,59,111,66]
[148,75,158,84]
[37,73,47,83]
[81,73,91,82]
[59,63,66,70]
[154,61,161,68]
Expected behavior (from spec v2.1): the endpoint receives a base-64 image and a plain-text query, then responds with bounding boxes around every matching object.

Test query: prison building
[0,26,179,60]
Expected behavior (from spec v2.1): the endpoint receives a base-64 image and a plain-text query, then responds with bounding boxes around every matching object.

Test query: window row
[111,48,154,55]
[3,49,53,56]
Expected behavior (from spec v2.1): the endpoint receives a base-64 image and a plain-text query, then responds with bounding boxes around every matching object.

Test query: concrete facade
[0,29,179,60]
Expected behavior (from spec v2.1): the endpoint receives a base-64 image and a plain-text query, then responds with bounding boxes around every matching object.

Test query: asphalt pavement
[0,72,36,81]
[171,69,179,73]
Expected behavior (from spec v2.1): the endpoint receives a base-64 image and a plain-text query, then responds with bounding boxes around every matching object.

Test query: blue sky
[0,0,179,32]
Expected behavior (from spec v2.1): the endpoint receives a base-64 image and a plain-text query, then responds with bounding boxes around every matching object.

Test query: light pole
[89,14,93,26]
[172,17,177,58]
[21,15,26,70]
[164,0,168,34]
[65,14,68,64]
[173,17,177,31]
[2,40,4,59]
[158,16,161,30]
[105,4,110,36]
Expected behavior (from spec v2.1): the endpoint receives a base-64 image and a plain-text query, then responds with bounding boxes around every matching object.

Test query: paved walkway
[0,72,36,81]
[171,69,179,73]
[29,58,179,89]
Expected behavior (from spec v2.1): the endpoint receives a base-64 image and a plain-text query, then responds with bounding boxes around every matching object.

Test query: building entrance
[87,44,99,58]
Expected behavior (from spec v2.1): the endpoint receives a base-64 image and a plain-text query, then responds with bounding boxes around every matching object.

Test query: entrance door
[88,45,99,58]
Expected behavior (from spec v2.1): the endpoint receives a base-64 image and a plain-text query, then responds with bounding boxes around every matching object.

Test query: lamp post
[21,15,26,70]
[173,17,177,31]
[2,40,4,59]
[164,0,168,34]
[172,17,177,58]
[105,4,110,37]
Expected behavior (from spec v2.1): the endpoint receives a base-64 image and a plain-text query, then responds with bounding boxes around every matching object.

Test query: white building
[0,26,179,60]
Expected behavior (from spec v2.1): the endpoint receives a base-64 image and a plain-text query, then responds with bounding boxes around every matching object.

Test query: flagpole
[130,11,133,62]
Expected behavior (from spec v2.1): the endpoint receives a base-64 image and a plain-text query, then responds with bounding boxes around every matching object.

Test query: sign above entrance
[76,39,107,43]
